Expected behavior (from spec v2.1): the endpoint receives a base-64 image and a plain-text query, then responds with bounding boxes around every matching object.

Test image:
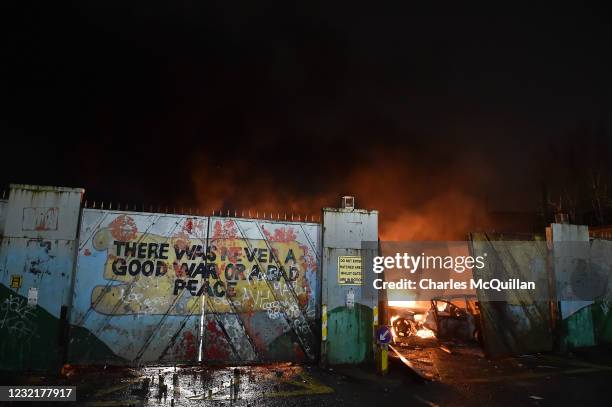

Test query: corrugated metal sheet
[68,209,321,365]
[470,233,552,358]
[321,208,378,365]
[0,185,83,371]
[472,226,612,357]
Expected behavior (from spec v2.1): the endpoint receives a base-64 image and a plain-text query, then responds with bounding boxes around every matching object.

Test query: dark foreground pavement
[2,345,612,406]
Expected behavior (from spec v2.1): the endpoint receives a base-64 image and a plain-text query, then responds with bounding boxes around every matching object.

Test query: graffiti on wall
[0,294,36,338]
[71,210,320,363]
[87,215,314,317]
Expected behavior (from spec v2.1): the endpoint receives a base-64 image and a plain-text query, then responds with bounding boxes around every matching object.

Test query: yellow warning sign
[10,275,22,289]
[338,256,362,285]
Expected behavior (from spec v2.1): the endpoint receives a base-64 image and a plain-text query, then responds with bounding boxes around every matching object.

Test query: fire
[415,327,435,338]
[389,315,400,339]
[389,314,436,341]
[191,150,485,241]
[388,300,416,307]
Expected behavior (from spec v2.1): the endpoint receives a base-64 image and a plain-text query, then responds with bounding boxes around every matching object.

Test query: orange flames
[390,314,436,341]
[191,149,488,240]
[389,315,401,340]
[415,326,435,339]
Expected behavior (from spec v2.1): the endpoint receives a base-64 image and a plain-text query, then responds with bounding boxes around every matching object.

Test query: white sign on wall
[27,287,38,307]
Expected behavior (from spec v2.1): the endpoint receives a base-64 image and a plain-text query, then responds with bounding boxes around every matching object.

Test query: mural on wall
[69,210,320,364]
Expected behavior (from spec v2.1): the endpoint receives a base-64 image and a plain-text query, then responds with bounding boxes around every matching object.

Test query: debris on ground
[439,345,452,354]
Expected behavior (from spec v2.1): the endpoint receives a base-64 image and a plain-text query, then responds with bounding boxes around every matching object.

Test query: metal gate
[68,209,321,365]
[470,233,552,358]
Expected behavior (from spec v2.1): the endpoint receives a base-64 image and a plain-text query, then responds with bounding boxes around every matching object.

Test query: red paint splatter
[184,218,194,234]
[299,244,318,272]
[211,220,238,239]
[242,295,255,317]
[217,245,242,263]
[34,208,58,231]
[181,331,197,361]
[173,261,187,278]
[182,218,206,236]
[207,320,221,334]
[83,248,91,256]
[108,215,138,241]
[293,342,305,360]
[204,320,230,360]
[262,226,297,243]
[242,316,266,352]
[172,231,190,251]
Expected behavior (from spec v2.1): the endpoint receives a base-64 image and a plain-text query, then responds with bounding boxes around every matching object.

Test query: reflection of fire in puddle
[125,364,333,405]
[387,312,440,381]
[73,363,333,405]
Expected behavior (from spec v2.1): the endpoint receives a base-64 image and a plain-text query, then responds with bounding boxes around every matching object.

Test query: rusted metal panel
[588,225,612,240]
[321,208,379,365]
[0,185,83,372]
[68,210,321,365]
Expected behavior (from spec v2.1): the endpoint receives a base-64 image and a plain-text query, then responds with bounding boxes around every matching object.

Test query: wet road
[3,345,612,406]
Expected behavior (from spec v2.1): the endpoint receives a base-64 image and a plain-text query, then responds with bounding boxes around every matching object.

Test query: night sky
[3,3,611,238]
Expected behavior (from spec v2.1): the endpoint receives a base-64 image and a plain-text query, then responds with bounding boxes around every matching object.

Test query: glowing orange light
[388,300,416,308]
[389,315,400,340]
[415,327,435,338]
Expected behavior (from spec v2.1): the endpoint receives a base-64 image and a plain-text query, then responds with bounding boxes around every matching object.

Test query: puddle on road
[80,363,333,406]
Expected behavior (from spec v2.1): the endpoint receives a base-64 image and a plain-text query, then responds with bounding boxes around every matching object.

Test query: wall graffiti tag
[0,294,36,339]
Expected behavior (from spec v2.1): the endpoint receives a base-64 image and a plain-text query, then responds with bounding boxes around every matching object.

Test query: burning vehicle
[388,295,482,345]
[425,295,482,343]
[389,304,436,344]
